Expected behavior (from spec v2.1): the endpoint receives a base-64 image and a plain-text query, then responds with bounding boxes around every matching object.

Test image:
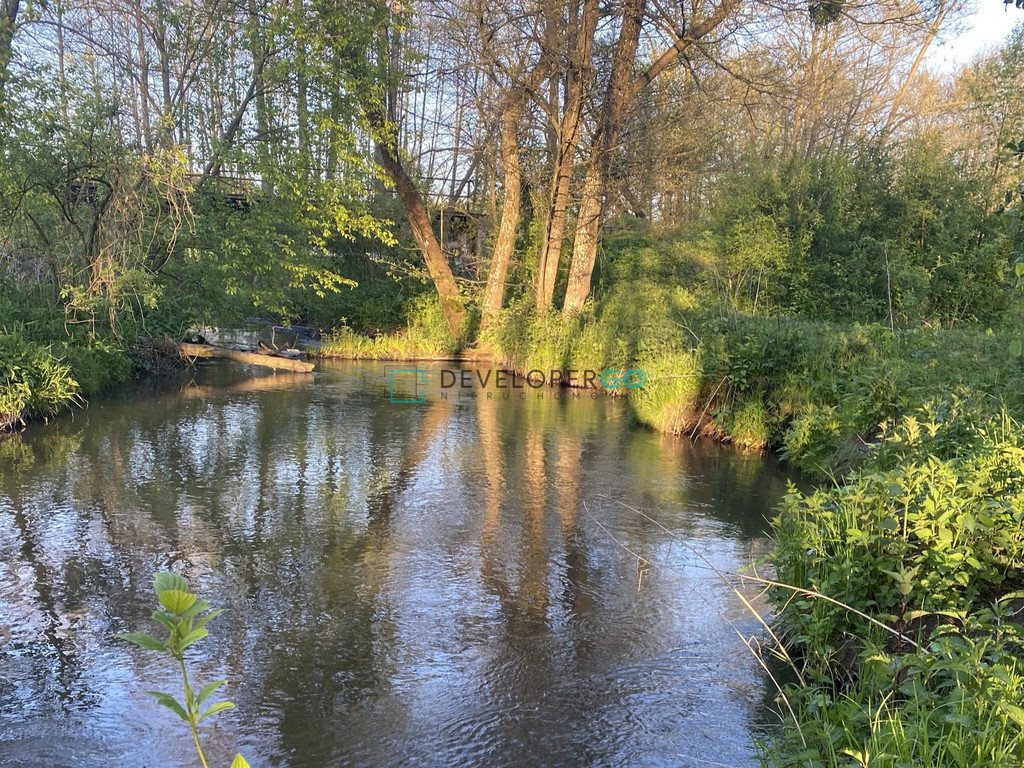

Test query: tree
[562,0,743,313]
[0,0,18,106]
[359,6,467,337]
[534,0,599,311]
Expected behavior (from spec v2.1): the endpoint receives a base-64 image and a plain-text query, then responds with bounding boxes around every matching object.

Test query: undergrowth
[318,294,460,359]
[1,282,134,430]
[765,409,1024,767]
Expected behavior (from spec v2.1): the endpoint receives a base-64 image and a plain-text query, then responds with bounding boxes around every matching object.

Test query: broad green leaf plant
[120,572,251,768]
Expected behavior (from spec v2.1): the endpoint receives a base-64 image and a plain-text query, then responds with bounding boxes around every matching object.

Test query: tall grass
[763,409,1024,767]
[319,294,460,359]
[1,281,135,430]
[0,332,82,429]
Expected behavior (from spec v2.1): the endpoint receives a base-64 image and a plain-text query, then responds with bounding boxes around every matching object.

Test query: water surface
[0,361,792,767]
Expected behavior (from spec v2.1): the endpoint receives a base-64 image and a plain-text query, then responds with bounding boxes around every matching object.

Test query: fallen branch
[168,341,315,373]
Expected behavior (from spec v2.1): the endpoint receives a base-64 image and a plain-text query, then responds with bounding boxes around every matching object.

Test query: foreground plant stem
[179,655,210,768]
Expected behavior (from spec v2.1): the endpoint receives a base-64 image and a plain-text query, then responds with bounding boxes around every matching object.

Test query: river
[0,360,793,767]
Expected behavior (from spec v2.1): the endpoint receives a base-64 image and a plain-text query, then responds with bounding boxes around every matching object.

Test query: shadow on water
[0,360,798,767]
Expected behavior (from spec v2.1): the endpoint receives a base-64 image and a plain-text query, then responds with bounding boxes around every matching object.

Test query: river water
[0,360,793,767]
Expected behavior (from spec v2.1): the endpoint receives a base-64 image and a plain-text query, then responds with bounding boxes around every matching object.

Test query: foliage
[319,293,459,359]
[0,81,189,337]
[0,281,134,431]
[763,625,1024,767]
[766,411,1024,766]
[0,331,81,428]
[119,572,250,768]
[0,0,394,388]
[574,137,1018,332]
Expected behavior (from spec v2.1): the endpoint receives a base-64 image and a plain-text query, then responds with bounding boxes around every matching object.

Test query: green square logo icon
[389,368,428,403]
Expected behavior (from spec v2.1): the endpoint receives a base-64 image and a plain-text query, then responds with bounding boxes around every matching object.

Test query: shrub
[766,410,1024,766]
[0,333,81,428]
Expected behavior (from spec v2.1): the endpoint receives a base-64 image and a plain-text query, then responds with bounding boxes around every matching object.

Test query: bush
[0,333,81,428]
[766,410,1024,766]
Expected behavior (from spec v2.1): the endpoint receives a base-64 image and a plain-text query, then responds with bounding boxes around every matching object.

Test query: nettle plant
[120,572,250,768]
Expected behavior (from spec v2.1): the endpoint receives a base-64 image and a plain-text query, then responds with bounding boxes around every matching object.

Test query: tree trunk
[0,0,20,107]
[480,5,559,327]
[481,99,525,329]
[249,0,272,188]
[562,0,741,312]
[562,0,645,313]
[295,0,310,172]
[169,342,316,373]
[377,143,466,337]
[361,17,466,339]
[56,0,69,125]
[153,0,174,145]
[535,0,598,311]
[325,47,343,179]
[199,54,267,181]
[132,0,152,149]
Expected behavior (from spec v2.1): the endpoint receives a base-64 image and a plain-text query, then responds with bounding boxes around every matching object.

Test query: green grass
[1,281,135,430]
[0,332,82,429]
[318,294,460,359]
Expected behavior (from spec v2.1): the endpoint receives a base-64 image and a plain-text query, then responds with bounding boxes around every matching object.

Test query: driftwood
[171,341,315,373]
[257,340,305,359]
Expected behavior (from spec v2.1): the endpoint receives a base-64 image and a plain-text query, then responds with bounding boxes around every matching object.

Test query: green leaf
[903,610,932,621]
[153,572,191,595]
[152,610,177,631]
[1000,702,1024,727]
[119,632,166,652]
[180,599,211,620]
[1010,339,1023,359]
[199,700,236,722]
[179,626,209,651]
[196,679,227,707]
[159,589,198,615]
[149,691,190,722]
[230,754,251,768]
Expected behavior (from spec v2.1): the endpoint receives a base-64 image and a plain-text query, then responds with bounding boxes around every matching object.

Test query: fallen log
[171,341,316,373]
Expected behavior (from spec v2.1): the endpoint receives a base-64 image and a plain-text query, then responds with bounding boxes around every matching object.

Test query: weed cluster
[318,294,460,359]
[767,411,1024,766]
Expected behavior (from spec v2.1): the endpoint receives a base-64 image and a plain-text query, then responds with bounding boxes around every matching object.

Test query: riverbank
[0,281,202,432]
[315,284,1024,478]
[481,287,1024,765]
[481,287,1021,465]
[0,330,134,432]
[316,283,1024,764]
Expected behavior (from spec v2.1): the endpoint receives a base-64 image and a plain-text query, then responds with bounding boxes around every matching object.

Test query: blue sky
[928,1,1021,70]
